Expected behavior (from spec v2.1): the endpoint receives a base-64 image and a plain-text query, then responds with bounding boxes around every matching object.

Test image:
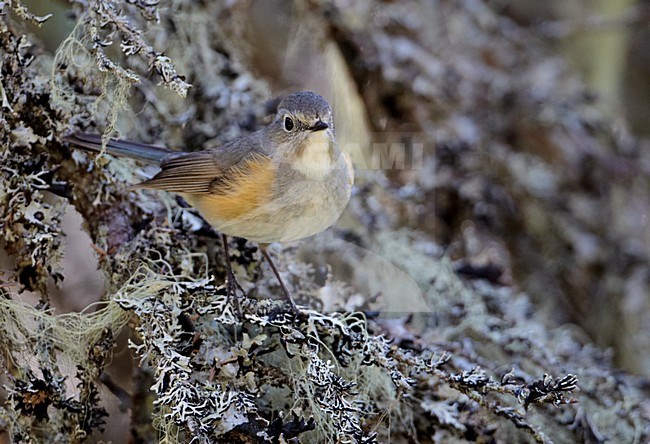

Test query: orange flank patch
[188,156,275,222]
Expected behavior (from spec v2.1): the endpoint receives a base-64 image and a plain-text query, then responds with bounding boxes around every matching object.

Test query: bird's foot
[258,244,301,314]
[282,290,299,315]
[225,268,244,318]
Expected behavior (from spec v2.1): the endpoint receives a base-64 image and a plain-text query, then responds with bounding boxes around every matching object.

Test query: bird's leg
[222,234,242,316]
[259,243,298,312]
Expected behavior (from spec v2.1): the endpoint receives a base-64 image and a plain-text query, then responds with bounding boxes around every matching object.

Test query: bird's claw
[225,269,243,318]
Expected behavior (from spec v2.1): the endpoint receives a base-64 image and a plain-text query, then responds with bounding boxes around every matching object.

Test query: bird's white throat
[291,131,335,180]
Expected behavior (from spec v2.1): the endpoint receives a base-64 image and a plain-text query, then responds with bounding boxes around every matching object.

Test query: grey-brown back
[137,130,268,193]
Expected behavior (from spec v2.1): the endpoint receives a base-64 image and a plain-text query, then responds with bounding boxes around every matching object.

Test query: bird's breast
[183,150,353,243]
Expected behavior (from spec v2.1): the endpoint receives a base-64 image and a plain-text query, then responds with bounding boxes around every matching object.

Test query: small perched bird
[65,91,354,311]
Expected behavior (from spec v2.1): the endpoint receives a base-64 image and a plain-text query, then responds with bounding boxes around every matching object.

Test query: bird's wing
[136,133,269,194]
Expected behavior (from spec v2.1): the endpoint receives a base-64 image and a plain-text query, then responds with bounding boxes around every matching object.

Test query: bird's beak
[309,120,329,132]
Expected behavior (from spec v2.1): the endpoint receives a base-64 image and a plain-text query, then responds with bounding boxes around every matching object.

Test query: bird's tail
[64,132,175,164]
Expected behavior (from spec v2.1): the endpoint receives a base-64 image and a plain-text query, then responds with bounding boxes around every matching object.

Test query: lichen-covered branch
[73,0,191,96]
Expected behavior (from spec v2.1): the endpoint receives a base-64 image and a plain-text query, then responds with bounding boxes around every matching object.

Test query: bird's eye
[284,116,294,132]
